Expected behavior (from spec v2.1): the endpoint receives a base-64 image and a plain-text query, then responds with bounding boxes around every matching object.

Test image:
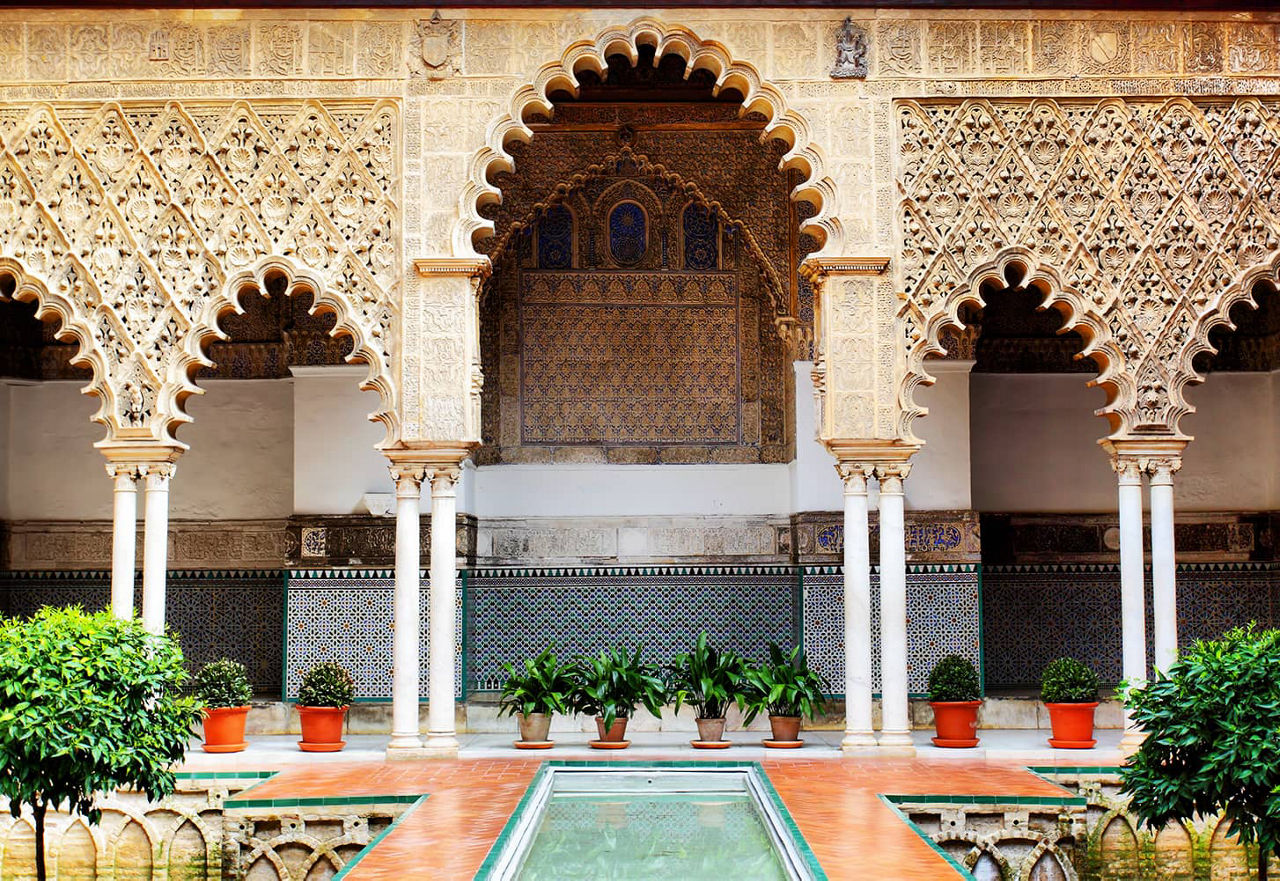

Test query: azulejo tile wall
[0,569,284,694]
[982,562,1279,689]
[284,570,463,700]
[802,565,982,696]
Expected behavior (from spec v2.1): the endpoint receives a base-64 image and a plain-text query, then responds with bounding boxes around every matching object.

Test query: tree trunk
[1260,844,1269,881]
[32,798,46,881]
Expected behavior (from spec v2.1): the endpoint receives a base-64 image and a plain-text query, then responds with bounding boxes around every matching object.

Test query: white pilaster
[876,463,914,753]
[1148,457,1181,674]
[425,467,461,754]
[1113,455,1147,752]
[388,464,426,751]
[106,463,139,619]
[140,463,174,636]
[839,463,877,751]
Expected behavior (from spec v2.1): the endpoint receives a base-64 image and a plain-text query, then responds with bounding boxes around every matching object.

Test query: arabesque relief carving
[0,99,400,448]
[897,97,1280,443]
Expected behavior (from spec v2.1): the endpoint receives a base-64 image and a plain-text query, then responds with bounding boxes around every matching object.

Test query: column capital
[835,462,873,492]
[388,464,428,497]
[1110,456,1144,484]
[874,462,911,492]
[428,466,461,495]
[141,462,176,488]
[1143,457,1182,485]
[105,462,142,484]
[1101,437,1188,480]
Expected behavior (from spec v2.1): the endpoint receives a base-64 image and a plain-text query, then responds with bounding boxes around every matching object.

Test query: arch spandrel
[896,96,1280,445]
[0,98,402,450]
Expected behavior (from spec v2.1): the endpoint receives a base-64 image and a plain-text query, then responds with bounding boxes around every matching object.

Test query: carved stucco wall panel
[897,96,1280,445]
[0,98,401,448]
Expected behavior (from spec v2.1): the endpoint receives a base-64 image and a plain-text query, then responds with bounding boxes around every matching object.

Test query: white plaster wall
[907,361,973,511]
[170,379,293,520]
[1179,371,1277,512]
[790,361,842,513]
[969,374,1115,513]
[7,381,110,519]
[291,366,394,515]
[0,382,10,521]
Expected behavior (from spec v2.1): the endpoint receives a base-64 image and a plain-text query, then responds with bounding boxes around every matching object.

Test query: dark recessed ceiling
[0,1,1269,8]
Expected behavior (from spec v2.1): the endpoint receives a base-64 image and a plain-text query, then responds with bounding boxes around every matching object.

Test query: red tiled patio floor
[239,757,1076,880]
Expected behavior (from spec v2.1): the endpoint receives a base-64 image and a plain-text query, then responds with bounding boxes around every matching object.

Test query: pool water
[516,792,789,880]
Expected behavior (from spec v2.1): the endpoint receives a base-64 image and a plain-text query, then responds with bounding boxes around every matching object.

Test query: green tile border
[174,770,277,781]
[877,794,977,881]
[1025,765,1123,776]
[474,760,828,880]
[331,794,429,881]
[884,793,1086,808]
[226,793,424,810]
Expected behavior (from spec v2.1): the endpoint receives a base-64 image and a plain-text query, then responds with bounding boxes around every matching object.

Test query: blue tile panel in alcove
[802,565,982,696]
[981,562,1279,689]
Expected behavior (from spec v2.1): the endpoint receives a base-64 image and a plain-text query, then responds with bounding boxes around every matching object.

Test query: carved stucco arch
[899,247,1125,445]
[454,17,843,260]
[177,254,399,448]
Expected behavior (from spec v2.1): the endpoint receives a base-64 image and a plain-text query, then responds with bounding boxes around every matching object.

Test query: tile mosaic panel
[465,568,798,691]
[284,572,463,700]
[0,570,284,695]
[982,563,1279,689]
[802,565,982,696]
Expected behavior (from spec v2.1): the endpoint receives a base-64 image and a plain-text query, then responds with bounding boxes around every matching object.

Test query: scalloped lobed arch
[899,247,1126,446]
[454,17,843,261]
[175,255,401,449]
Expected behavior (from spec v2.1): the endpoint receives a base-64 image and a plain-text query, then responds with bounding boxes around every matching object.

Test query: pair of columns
[838,460,914,754]
[387,459,463,757]
[106,458,177,636]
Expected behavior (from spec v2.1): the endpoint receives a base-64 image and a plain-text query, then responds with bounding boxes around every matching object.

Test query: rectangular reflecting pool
[477,763,825,880]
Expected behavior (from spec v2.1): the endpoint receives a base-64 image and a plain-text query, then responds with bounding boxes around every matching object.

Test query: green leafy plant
[1122,626,1280,881]
[928,654,981,703]
[667,632,745,720]
[498,646,576,719]
[297,661,356,708]
[194,658,252,709]
[0,606,202,881]
[570,645,667,731]
[1040,657,1099,704]
[738,643,830,723]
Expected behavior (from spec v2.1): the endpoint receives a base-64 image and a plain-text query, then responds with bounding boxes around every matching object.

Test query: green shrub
[667,632,745,720]
[298,661,355,708]
[570,645,666,731]
[927,654,980,702]
[1040,657,1099,704]
[498,646,575,719]
[739,643,830,723]
[194,658,252,709]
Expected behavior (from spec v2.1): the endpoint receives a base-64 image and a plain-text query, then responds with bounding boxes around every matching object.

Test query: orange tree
[1121,626,1280,881]
[0,606,201,881]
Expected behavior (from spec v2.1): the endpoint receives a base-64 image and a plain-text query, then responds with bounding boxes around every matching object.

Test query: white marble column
[106,463,139,619]
[839,463,877,751]
[425,467,461,754]
[1148,457,1181,674]
[140,463,174,636]
[388,464,426,751]
[875,463,914,753]
[1113,455,1147,751]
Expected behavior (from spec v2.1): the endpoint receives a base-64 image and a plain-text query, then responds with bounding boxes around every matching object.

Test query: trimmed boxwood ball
[298,661,356,708]
[927,654,980,702]
[194,658,252,709]
[1040,657,1099,703]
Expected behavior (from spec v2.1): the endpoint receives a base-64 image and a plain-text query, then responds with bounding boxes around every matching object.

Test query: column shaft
[876,465,913,752]
[425,468,460,752]
[840,465,876,750]
[140,464,174,636]
[389,466,426,750]
[1149,460,1180,674]
[108,464,139,619]
[1116,460,1147,685]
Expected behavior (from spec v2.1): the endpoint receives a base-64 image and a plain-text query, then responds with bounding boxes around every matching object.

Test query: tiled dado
[3,519,290,570]
[0,569,284,694]
[287,515,478,568]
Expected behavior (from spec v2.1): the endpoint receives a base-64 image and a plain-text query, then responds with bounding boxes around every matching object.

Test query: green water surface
[515,792,789,880]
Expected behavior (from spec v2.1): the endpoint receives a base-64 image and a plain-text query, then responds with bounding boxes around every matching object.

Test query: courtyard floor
[187,730,1123,879]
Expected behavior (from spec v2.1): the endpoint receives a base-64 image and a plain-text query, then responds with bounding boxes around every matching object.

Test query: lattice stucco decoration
[898,97,1280,442]
[0,99,400,447]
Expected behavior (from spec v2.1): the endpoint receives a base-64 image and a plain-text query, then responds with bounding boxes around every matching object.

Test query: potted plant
[571,645,666,749]
[498,646,575,749]
[296,661,355,752]
[1041,656,1100,749]
[739,643,830,747]
[194,658,252,753]
[927,654,982,748]
[667,632,745,748]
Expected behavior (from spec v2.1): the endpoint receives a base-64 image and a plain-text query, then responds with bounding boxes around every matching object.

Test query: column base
[874,730,917,756]
[840,731,879,753]
[386,733,423,751]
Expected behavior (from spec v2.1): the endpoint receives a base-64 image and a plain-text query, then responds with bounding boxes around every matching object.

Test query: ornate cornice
[413,257,492,280]
[799,256,891,283]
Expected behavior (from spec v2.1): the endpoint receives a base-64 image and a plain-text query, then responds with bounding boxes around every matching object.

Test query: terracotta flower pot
[297,705,349,752]
[518,712,552,743]
[695,717,727,744]
[202,706,250,753]
[766,715,802,745]
[1045,701,1099,749]
[929,700,981,748]
[594,716,629,743]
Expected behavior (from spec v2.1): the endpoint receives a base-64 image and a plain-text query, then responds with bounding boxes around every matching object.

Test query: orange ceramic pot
[767,715,802,744]
[1045,702,1099,749]
[202,706,250,753]
[297,705,349,752]
[930,700,981,748]
[594,716,629,743]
